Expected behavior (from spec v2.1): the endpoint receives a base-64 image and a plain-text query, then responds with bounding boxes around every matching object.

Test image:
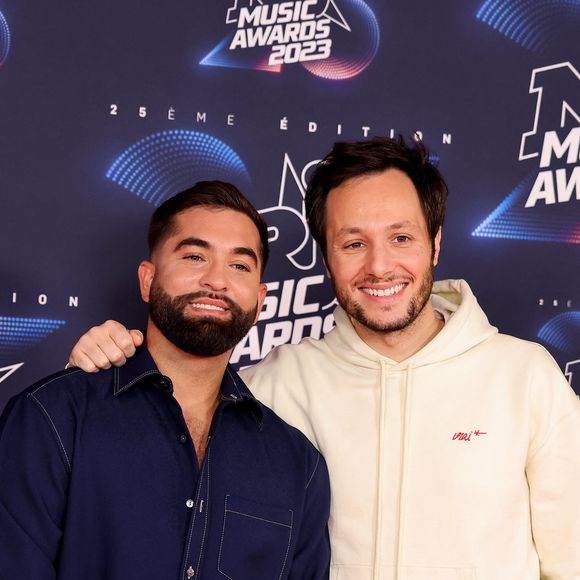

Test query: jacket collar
[113,346,263,426]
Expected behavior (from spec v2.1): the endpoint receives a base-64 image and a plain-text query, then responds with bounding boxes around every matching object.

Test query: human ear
[137,261,156,303]
[432,228,442,266]
[253,283,268,324]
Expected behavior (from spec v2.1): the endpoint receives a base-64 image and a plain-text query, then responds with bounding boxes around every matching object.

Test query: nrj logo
[520,62,580,209]
[472,61,580,244]
[200,0,380,80]
[230,153,337,367]
[228,0,340,65]
[259,153,320,271]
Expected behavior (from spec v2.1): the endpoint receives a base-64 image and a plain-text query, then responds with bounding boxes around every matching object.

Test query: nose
[365,243,395,279]
[198,260,228,292]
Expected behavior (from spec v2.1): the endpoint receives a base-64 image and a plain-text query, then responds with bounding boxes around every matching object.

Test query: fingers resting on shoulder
[67,320,143,372]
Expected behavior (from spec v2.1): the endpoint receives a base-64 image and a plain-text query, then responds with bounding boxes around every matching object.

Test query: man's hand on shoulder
[67,320,143,372]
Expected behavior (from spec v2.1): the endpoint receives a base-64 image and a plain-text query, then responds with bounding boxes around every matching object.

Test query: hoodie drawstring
[373,360,388,580]
[372,363,414,580]
[395,365,413,579]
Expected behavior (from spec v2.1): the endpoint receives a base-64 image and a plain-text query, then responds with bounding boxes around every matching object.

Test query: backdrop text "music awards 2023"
[0,0,579,407]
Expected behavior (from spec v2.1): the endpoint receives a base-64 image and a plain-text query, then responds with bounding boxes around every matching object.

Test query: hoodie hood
[324,278,498,370]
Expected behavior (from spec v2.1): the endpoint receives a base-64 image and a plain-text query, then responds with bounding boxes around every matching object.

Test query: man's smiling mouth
[361,283,406,297]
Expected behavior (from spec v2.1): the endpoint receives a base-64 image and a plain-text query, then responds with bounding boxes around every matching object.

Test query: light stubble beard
[332,264,435,334]
[148,281,257,357]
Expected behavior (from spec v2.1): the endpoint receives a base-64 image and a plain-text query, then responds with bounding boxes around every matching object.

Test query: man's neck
[351,302,444,362]
[145,322,229,411]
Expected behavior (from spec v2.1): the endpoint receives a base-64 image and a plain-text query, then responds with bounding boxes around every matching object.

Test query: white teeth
[191,303,226,312]
[362,283,405,297]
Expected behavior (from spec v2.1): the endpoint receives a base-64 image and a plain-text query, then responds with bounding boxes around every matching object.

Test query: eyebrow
[174,237,259,267]
[335,221,417,237]
[175,237,210,251]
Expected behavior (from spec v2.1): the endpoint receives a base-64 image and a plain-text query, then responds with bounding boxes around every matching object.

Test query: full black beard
[149,283,257,357]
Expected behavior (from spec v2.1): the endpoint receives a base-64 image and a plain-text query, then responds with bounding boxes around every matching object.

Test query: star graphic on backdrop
[0,362,24,384]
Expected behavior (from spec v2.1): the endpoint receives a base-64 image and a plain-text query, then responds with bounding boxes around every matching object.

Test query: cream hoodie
[240,279,580,580]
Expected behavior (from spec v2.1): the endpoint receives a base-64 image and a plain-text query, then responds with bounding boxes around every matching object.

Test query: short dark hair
[148,181,269,274]
[305,135,448,259]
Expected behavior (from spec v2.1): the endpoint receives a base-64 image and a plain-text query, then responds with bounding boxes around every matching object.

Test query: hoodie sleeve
[525,352,580,579]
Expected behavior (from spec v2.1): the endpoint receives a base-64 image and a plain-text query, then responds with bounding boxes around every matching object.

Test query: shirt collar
[113,347,264,427]
[220,366,264,428]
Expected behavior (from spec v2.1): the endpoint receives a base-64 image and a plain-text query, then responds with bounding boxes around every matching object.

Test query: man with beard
[0,181,331,580]
[67,137,580,579]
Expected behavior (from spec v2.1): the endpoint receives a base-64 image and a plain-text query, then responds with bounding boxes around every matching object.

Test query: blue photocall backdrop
[1,0,579,410]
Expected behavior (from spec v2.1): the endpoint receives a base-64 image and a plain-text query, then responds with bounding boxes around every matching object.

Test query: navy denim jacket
[0,348,330,579]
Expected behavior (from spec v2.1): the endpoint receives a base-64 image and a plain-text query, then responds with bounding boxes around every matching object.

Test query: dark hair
[148,180,269,273]
[305,135,448,258]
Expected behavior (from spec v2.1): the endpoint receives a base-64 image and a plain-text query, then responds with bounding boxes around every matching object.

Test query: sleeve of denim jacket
[288,450,331,580]
[0,390,70,580]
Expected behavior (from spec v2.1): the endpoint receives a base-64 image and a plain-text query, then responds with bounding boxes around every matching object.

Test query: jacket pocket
[217,494,293,580]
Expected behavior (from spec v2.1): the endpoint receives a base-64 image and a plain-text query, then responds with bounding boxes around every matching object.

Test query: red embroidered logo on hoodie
[452,429,487,442]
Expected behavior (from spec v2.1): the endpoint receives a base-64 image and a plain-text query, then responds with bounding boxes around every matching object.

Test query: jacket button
[186,499,194,508]
[178,434,187,444]
[186,566,195,577]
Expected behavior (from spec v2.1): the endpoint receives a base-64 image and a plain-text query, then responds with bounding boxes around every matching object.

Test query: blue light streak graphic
[538,311,580,352]
[303,0,379,80]
[477,0,580,51]
[471,174,580,244]
[106,130,251,206]
[0,10,10,67]
[0,317,66,354]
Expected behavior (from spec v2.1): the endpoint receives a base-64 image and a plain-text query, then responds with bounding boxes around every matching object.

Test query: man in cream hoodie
[68,137,580,580]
